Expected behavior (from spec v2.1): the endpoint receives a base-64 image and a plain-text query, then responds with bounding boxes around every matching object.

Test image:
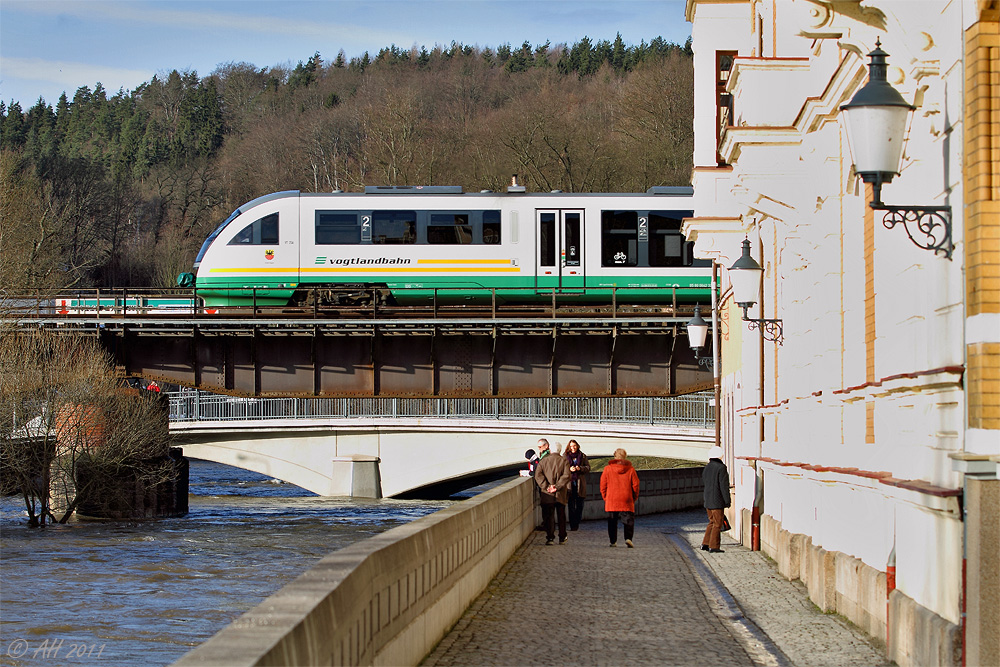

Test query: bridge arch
[172,418,713,497]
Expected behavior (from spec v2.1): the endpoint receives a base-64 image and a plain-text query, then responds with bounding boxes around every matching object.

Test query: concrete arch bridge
[169,393,714,497]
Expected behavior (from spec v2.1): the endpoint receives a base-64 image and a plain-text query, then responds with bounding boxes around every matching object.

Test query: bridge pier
[331,455,381,498]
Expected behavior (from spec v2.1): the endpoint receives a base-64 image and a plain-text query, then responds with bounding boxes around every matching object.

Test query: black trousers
[607,511,634,543]
[541,502,567,541]
[568,486,585,530]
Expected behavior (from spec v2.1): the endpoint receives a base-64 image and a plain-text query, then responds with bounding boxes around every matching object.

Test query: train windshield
[194,208,242,267]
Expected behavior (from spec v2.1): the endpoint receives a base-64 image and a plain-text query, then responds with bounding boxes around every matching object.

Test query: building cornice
[684,0,749,23]
[719,126,801,164]
[793,51,866,133]
[681,216,750,264]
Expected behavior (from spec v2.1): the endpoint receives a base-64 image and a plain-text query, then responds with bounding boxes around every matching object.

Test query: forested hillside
[0,36,693,291]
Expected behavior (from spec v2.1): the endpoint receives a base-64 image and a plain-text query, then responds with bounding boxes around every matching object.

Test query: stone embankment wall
[580,466,705,519]
[175,466,704,666]
[174,476,537,667]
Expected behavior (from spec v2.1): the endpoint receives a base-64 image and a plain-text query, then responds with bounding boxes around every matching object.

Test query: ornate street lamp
[729,238,783,344]
[686,305,713,371]
[840,40,953,259]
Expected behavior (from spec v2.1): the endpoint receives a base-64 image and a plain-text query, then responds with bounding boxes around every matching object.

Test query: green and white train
[178,185,711,308]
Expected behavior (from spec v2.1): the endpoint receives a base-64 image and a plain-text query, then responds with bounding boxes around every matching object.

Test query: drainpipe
[755,227,765,550]
[751,478,762,551]
[886,544,896,649]
[711,262,721,451]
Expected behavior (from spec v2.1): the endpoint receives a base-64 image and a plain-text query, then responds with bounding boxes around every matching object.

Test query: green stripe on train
[194,274,711,307]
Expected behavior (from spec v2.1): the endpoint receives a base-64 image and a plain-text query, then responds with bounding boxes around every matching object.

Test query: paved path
[422,509,890,667]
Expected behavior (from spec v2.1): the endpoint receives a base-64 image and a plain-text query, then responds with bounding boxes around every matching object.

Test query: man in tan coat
[533,439,571,545]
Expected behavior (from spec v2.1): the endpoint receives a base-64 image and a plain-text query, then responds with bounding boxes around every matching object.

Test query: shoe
[609,543,616,547]
[709,548,725,553]
[545,539,554,546]
[701,545,710,551]
[625,539,634,548]
[559,537,568,545]
[570,526,579,531]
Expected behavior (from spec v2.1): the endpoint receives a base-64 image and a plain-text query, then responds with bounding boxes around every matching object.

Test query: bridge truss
[6,290,713,398]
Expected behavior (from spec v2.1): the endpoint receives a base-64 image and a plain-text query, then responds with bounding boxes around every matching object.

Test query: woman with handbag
[701,445,731,553]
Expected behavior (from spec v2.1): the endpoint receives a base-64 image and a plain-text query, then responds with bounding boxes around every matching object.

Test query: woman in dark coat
[563,439,590,531]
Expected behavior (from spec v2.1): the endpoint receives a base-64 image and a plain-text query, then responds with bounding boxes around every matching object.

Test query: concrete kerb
[666,532,792,667]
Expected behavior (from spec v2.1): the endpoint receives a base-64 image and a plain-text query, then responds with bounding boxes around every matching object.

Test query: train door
[535,210,585,294]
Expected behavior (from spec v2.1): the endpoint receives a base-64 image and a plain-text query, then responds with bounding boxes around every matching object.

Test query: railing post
[194,390,201,421]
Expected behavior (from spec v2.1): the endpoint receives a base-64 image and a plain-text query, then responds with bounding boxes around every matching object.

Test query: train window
[316,211,361,244]
[228,213,279,246]
[428,213,473,244]
[483,211,501,244]
[648,212,685,267]
[601,211,638,266]
[564,213,581,266]
[373,210,416,244]
[260,215,279,244]
[539,213,556,267]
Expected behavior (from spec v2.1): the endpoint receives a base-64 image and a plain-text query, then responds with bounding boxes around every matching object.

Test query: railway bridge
[6,288,714,398]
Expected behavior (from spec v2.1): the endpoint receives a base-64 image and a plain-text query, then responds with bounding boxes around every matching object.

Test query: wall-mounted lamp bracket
[740,304,784,345]
[872,202,953,260]
[696,354,715,373]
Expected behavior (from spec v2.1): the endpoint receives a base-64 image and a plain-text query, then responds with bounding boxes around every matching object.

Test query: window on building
[228,212,279,245]
[716,51,737,166]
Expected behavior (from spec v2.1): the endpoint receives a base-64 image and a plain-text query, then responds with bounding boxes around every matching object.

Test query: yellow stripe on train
[210,266,522,273]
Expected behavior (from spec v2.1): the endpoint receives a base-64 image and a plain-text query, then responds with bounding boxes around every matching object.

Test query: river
[0,460,454,666]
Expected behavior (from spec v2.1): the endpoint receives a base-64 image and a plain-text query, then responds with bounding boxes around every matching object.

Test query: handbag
[721,514,731,531]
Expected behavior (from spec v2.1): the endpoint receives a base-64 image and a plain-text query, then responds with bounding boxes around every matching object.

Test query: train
[176,184,711,308]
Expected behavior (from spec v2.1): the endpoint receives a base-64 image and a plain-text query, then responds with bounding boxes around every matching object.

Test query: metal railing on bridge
[168,391,715,428]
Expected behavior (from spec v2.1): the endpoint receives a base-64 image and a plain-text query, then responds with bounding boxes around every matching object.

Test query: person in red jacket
[600,448,640,547]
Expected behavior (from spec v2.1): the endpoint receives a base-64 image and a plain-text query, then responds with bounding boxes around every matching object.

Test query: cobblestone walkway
[422,509,891,667]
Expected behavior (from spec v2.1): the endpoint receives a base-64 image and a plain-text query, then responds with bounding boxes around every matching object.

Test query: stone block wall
[752,512,962,667]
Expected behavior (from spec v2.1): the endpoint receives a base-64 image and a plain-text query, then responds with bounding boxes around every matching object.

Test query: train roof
[236,186,693,211]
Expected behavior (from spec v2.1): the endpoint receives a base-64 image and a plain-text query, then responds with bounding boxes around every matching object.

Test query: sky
[0,0,691,108]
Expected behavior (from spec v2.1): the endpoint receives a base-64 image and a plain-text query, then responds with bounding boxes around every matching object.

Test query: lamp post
[729,238,783,345]
[840,40,953,259]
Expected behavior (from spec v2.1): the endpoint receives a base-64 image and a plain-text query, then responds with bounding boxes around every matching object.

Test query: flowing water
[0,460,453,666]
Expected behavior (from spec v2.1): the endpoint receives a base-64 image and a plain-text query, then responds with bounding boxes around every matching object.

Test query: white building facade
[682,1,998,665]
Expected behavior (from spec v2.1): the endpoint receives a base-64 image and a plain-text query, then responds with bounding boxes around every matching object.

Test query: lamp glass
[728,239,763,307]
[842,104,911,177]
[687,308,709,350]
[729,266,762,306]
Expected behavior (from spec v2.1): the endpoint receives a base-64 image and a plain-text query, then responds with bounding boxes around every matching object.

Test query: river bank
[0,460,451,666]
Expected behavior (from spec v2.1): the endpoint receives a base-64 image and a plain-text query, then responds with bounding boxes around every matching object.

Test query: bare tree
[0,326,175,526]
